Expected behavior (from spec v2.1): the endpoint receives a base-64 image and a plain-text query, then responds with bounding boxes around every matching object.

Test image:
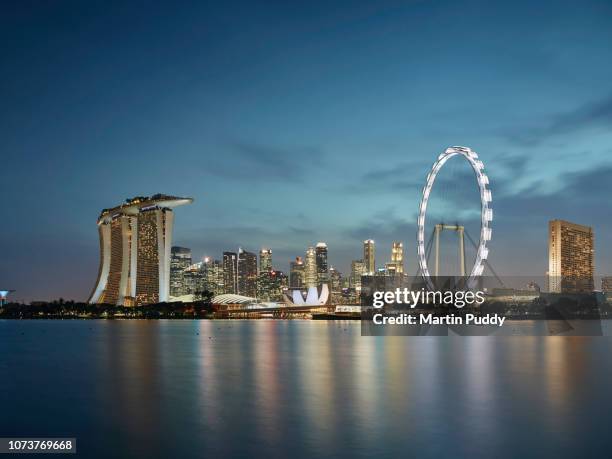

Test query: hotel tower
[548,219,594,293]
[88,194,193,306]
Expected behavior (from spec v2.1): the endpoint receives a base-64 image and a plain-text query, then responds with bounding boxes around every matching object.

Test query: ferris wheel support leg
[459,227,466,277]
[434,224,441,277]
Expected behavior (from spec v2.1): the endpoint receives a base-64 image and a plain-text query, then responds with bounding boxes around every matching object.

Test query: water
[1,320,612,458]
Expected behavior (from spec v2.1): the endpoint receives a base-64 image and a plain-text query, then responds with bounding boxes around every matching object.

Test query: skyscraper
[202,257,224,296]
[329,266,343,304]
[363,239,375,274]
[350,259,366,292]
[548,220,594,293]
[238,248,258,297]
[289,256,305,288]
[223,251,238,294]
[305,246,317,288]
[315,242,329,286]
[183,262,205,297]
[88,194,193,306]
[170,246,192,297]
[329,267,342,292]
[266,270,288,302]
[259,248,273,273]
[385,241,404,274]
[258,248,273,300]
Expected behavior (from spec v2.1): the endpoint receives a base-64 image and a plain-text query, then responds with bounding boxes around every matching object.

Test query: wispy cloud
[202,141,325,182]
[503,93,612,145]
[492,163,612,227]
[338,160,427,195]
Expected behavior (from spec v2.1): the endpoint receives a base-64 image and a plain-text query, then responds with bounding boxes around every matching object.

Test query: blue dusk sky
[2,0,612,301]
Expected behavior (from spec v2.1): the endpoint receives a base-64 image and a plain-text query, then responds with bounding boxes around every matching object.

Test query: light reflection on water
[2,320,612,458]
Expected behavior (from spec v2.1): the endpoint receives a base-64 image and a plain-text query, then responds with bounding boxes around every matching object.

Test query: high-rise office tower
[548,220,594,293]
[238,248,258,297]
[315,242,329,286]
[385,241,404,274]
[350,259,366,292]
[88,194,193,306]
[329,267,342,292]
[223,252,238,294]
[363,239,376,274]
[170,246,192,297]
[329,266,343,304]
[202,257,224,296]
[260,248,272,273]
[258,248,273,300]
[305,246,317,288]
[183,262,205,296]
[265,270,288,302]
[391,241,404,273]
[289,257,305,288]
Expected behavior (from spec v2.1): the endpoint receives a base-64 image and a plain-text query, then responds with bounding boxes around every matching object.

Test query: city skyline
[167,238,405,302]
[3,1,612,301]
[162,214,601,306]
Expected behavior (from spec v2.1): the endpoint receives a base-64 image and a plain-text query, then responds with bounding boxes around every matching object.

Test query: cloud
[344,212,413,242]
[492,163,612,229]
[550,96,612,133]
[202,141,325,182]
[361,162,414,182]
[287,225,316,237]
[503,93,612,145]
[353,152,532,200]
[340,160,428,195]
[494,153,530,177]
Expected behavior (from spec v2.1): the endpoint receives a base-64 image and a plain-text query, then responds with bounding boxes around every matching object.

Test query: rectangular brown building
[548,220,594,293]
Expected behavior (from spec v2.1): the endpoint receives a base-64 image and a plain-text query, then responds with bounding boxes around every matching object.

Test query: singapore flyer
[417,146,493,291]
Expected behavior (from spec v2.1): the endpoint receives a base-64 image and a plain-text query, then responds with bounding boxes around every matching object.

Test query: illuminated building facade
[305,246,317,288]
[170,246,192,297]
[548,220,594,293]
[315,242,329,286]
[329,267,342,292]
[289,257,305,288]
[238,248,257,297]
[223,252,238,294]
[386,241,404,274]
[258,248,274,300]
[259,248,272,272]
[363,239,375,274]
[267,269,288,301]
[329,267,344,303]
[350,259,366,292]
[88,194,193,306]
[203,258,224,296]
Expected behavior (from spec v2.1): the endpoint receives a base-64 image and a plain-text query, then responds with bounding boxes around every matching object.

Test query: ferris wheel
[416,146,493,291]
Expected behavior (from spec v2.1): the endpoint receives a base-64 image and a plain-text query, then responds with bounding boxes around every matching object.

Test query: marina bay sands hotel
[88,194,193,306]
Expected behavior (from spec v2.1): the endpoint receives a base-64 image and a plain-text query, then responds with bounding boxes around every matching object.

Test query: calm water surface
[1,320,612,458]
